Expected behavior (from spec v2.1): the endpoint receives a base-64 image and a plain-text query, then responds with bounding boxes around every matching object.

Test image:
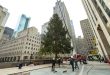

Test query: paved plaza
[0,61,110,75]
[82,61,110,75]
[30,67,79,75]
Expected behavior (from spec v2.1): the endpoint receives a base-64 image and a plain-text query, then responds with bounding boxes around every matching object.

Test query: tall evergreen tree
[40,14,73,59]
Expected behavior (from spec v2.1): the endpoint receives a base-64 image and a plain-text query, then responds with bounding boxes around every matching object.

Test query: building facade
[41,22,48,35]
[82,0,110,61]
[0,27,40,62]
[76,36,87,55]
[0,5,9,40]
[4,27,14,38]
[70,20,77,54]
[53,0,75,54]
[80,19,97,54]
[14,14,30,37]
[0,27,14,45]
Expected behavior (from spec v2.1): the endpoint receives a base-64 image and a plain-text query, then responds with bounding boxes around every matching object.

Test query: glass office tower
[14,14,30,37]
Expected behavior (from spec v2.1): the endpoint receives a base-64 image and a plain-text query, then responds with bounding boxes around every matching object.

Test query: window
[26,42,28,44]
[25,46,27,49]
[0,29,1,32]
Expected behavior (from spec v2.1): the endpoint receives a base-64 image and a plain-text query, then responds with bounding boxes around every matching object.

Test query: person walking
[51,58,56,72]
[18,63,22,69]
[57,58,61,68]
[70,56,75,71]
[74,57,79,69]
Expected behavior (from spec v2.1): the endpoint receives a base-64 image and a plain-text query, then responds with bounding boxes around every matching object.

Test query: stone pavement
[80,61,110,75]
[0,61,110,75]
[0,63,82,75]
[30,64,82,75]
[0,64,51,75]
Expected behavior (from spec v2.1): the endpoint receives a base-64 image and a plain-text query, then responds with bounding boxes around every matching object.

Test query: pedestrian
[18,63,22,69]
[57,58,61,68]
[74,58,79,69]
[82,56,87,64]
[51,58,56,72]
[79,56,82,64]
[69,56,75,71]
[101,57,104,62]
[98,55,102,62]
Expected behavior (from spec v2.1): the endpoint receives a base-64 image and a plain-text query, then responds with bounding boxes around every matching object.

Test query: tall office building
[82,0,110,62]
[80,19,97,54]
[14,14,30,37]
[54,0,75,53]
[76,36,87,55]
[41,22,48,35]
[4,27,14,38]
[0,27,14,44]
[70,20,77,53]
[0,5,9,40]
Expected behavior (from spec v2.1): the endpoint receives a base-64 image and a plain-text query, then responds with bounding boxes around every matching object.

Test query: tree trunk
[55,53,58,61]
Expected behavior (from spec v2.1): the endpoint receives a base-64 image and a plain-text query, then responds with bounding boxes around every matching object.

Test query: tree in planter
[40,14,73,60]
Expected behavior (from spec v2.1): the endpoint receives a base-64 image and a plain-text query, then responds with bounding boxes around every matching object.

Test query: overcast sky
[0,0,87,37]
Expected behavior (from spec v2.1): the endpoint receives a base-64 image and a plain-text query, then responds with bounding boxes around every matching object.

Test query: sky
[0,0,87,37]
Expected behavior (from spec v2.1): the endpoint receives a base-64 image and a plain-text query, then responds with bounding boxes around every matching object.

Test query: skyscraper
[0,5,9,40]
[76,36,87,55]
[4,27,14,38]
[80,19,97,55]
[54,0,75,53]
[41,22,49,35]
[0,27,14,44]
[14,14,30,37]
[82,0,110,62]
[70,20,77,53]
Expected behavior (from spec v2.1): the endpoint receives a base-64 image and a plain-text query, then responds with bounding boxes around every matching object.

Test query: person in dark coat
[51,58,56,71]
[18,63,22,69]
[70,56,75,71]
[74,58,79,69]
[57,58,61,68]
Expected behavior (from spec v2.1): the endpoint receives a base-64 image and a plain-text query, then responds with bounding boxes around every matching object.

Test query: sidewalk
[0,63,82,75]
[0,64,51,75]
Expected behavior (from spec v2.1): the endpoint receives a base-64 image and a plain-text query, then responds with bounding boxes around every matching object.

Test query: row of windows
[26,39,40,44]
[87,0,97,21]
[92,0,108,24]
[24,51,37,55]
[99,0,110,17]
[0,50,38,55]
[26,42,40,47]
[0,51,22,55]
[28,35,40,39]
[25,46,39,50]
[0,39,40,51]
[83,0,96,30]
[0,46,23,51]
[0,42,24,50]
